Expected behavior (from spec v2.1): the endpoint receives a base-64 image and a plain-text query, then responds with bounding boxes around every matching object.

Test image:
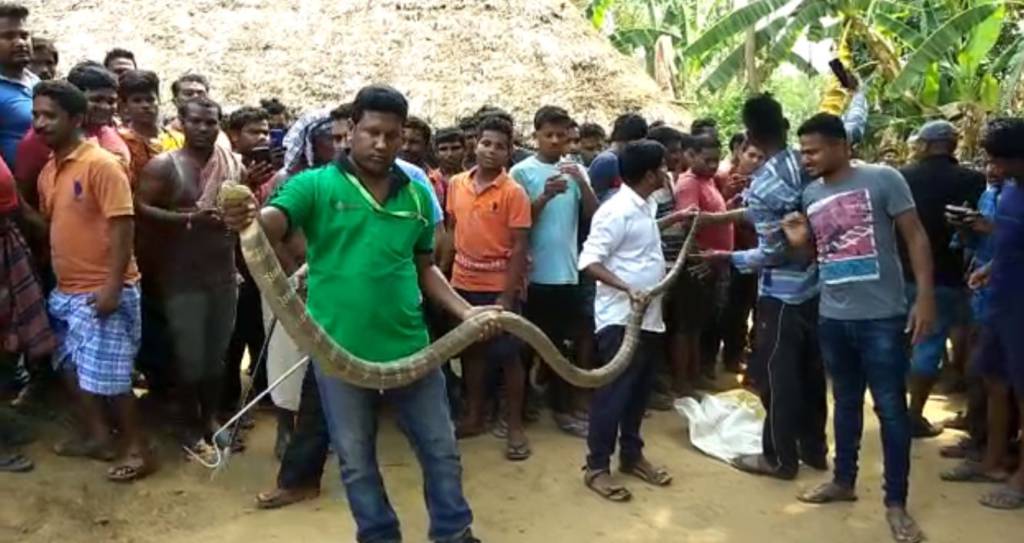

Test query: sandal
[886,507,924,543]
[107,452,155,483]
[553,413,588,439]
[979,484,1024,510]
[505,439,531,461]
[256,487,320,510]
[620,458,672,486]
[583,468,631,502]
[939,437,981,460]
[798,481,858,504]
[0,451,34,473]
[940,460,1009,483]
[54,438,116,462]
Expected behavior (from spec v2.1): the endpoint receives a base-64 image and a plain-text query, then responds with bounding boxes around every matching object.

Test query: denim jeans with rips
[818,316,912,506]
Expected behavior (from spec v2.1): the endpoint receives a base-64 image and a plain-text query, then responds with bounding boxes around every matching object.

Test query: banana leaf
[763,0,827,69]
[586,0,616,30]
[682,0,792,60]
[888,4,1002,96]
[922,62,941,107]
[699,18,786,93]
[874,12,923,48]
[958,4,1004,79]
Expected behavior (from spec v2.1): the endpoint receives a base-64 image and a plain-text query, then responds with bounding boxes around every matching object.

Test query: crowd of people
[1,4,1023,543]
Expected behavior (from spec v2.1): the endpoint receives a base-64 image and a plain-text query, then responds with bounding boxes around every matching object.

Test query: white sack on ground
[674,390,764,463]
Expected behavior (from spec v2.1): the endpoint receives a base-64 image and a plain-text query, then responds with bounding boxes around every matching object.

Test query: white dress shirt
[578,184,666,333]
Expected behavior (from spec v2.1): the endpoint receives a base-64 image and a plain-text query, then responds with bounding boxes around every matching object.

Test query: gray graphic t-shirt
[802,164,917,320]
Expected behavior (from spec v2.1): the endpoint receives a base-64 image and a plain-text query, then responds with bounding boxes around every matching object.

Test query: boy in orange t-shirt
[33,81,152,482]
[446,116,532,461]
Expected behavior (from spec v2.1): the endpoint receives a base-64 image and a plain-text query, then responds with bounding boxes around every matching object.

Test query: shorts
[164,286,238,384]
[525,284,582,348]
[973,313,1024,394]
[456,289,521,363]
[907,284,966,377]
[49,285,141,396]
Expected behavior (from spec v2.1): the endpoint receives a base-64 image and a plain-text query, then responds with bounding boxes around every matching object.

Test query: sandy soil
[2,391,1022,543]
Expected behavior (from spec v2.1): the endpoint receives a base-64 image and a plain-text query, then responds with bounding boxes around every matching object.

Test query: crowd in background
[1,3,1023,543]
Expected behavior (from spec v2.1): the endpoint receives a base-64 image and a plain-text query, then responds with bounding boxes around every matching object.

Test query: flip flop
[886,508,924,543]
[620,458,672,486]
[940,461,1009,483]
[505,439,531,461]
[584,468,631,502]
[0,452,34,473]
[798,481,858,504]
[54,438,116,462]
[107,452,155,483]
[256,487,320,510]
[553,414,588,439]
[980,485,1024,510]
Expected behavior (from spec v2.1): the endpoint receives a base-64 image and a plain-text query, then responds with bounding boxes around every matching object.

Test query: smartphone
[246,146,272,166]
[269,129,286,149]
[829,58,856,90]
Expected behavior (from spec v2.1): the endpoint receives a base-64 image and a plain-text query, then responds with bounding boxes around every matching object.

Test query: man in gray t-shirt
[782,114,936,543]
[802,163,916,320]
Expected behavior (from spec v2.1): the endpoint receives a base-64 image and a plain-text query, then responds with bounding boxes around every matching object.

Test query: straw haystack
[24,0,688,130]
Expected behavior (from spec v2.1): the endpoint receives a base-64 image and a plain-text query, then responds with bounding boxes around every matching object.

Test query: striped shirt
[653,187,687,270]
[730,91,868,304]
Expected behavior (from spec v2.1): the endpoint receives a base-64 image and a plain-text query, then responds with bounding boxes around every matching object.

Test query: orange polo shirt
[37,140,140,293]
[446,168,531,292]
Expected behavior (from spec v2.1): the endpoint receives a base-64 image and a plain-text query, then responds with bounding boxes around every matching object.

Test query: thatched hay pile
[24,0,688,129]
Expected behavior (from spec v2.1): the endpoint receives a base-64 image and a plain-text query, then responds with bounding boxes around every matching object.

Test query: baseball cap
[916,120,957,142]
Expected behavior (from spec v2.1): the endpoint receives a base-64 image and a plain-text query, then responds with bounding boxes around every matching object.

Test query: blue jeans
[818,317,912,506]
[314,365,473,543]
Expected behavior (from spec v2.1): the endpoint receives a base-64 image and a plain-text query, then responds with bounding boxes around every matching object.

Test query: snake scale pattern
[219,182,699,390]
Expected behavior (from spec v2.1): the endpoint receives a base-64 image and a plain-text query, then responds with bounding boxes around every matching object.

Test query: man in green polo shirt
[223,86,485,543]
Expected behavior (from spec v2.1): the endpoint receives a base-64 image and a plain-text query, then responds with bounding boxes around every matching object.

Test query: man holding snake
[222,85,490,543]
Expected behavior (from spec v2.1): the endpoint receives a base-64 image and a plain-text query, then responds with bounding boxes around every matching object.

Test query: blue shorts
[973,317,1024,394]
[906,284,966,377]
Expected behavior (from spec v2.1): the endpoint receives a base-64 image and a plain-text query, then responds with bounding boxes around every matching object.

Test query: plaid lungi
[0,220,55,358]
[49,285,141,396]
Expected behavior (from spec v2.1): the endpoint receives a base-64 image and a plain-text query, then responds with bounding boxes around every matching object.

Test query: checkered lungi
[0,219,55,358]
[49,284,141,396]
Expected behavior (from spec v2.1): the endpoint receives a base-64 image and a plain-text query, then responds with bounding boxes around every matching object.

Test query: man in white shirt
[579,139,686,501]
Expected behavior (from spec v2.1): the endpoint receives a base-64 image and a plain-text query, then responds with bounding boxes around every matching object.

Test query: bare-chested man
[135,97,251,455]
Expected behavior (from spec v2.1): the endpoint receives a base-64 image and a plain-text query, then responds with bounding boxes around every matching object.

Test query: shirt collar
[54,139,96,166]
[466,166,511,193]
[619,183,649,208]
[0,69,38,89]
[334,152,411,201]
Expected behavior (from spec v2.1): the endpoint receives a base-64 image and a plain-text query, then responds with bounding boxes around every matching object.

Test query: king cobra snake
[219,182,700,390]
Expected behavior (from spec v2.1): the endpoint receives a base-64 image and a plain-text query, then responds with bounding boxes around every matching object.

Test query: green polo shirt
[269,160,436,363]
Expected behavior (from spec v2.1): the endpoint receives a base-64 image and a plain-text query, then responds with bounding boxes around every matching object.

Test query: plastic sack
[674,389,764,463]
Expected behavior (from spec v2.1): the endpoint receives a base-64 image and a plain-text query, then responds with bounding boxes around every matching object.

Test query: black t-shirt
[898,156,985,287]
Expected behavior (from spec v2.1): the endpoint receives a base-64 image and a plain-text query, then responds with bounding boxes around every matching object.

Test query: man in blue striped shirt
[700,87,867,480]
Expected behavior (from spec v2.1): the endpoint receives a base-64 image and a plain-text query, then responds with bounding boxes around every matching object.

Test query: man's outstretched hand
[222,190,259,232]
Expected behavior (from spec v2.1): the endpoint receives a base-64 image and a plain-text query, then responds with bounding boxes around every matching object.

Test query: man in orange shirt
[33,80,152,482]
[446,115,532,461]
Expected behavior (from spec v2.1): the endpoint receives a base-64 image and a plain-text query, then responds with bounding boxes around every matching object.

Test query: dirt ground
[2,389,1022,543]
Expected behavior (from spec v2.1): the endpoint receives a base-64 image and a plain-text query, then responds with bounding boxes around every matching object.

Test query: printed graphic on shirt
[807,188,879,285]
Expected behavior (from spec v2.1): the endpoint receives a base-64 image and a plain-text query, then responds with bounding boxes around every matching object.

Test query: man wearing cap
[899,120,986,438]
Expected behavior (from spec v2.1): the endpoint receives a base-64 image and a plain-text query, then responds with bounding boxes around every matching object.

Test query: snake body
[221,183,698,390]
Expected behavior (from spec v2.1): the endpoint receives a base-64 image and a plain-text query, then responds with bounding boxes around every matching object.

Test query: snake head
[217,182,256,211]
